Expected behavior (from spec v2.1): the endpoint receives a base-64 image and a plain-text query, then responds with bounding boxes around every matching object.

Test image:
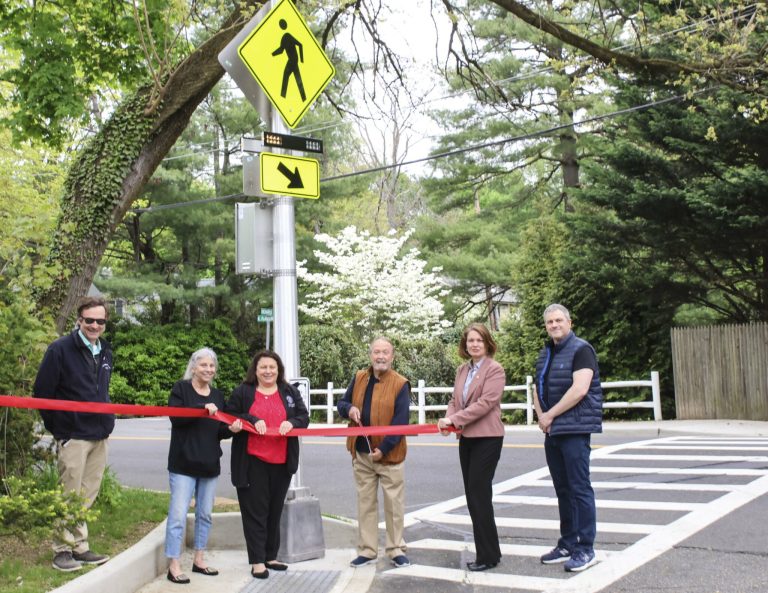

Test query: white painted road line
[588,480,738,492]
[382,564,563,590]
[547,473,768,593]
[426,512,659,534]
[589,465,768,476]
[493,494,704,511]
[631,444,768,451]
[409,538,616,561]
[599,453,768,462]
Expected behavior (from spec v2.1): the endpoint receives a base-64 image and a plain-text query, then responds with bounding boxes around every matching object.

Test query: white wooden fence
[307,371,661,425]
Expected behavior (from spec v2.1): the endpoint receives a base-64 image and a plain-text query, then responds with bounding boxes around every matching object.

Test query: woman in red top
[226,351,309,579]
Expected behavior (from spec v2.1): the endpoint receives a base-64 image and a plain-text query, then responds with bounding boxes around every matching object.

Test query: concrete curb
[49,520,166,593]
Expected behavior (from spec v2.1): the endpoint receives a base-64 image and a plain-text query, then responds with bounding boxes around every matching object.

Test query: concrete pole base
[278,488,325,562]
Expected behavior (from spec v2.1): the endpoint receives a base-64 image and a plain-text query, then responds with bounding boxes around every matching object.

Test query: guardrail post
[417,379,426,425]
[525,375,534,425]
[326,382,334,424]
[651,371,662,421]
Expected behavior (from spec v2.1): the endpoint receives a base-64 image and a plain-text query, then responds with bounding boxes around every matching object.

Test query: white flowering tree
[298,226,452,340]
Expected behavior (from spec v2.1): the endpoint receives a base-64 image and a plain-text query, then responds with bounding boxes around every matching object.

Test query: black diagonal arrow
[277,162,304,188]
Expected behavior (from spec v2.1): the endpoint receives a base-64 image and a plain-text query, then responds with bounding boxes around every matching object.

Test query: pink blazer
[446,358,506,438]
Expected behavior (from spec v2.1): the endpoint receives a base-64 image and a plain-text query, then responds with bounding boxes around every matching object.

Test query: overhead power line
[131,88,710,213]
[320,90,710,183]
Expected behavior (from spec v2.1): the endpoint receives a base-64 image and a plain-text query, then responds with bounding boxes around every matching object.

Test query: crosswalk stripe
[408,538,616,561]
[589,465,768,476]
[493,494,704,511]
[632,444,768,451]
[424,513,658,534]
[583,480,737,492]
[382,564,563,590]
[600,453,768,462]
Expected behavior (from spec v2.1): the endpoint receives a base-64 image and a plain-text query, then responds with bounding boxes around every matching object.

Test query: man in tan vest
[337,336,411,569]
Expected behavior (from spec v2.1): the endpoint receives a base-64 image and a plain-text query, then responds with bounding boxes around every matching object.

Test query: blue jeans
[544,433,596,554]
[165,472,218,559]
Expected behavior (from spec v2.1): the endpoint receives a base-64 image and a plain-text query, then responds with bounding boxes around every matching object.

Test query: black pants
[459,436,503,564]
[236,456,292,564]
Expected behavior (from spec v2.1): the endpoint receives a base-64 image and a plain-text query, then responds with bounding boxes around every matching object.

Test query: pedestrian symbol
[273,19,306,102]
[238,0,335,129]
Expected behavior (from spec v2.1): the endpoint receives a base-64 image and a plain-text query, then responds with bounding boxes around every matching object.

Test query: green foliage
[0,0,193,146]
[109,319,250,405]
[95,467,123,508]
[298,324,368,387]
[0,470,94,541]
[389,337,459,387]
[578,84,768,324]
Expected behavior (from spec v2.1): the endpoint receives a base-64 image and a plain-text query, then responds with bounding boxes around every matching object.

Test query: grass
[0,486,170,593]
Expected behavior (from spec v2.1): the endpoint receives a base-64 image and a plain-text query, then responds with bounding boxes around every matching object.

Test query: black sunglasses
[81,317,107,326]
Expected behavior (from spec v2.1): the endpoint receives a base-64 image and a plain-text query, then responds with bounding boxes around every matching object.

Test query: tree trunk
[36,5,257,333]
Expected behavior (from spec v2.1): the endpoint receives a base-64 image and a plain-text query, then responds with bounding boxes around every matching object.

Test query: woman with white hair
[164,348,234,584]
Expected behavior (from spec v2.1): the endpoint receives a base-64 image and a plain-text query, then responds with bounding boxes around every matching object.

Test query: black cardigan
[225,381,309,486]
[167,380,231,478]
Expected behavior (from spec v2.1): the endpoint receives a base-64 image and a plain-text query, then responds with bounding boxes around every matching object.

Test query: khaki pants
[54,438,108,554]
[352,452,406,559]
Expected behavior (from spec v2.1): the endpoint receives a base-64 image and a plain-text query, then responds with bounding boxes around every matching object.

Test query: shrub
[0,469,94,541]
[109,319,250,405]
[298,324,367,387]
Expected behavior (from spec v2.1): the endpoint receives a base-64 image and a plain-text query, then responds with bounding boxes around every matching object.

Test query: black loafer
[167,570,190,584]
[266,561,288,571]
[251,568,269,579]
[467,561,498,572]
[192,564,218,576]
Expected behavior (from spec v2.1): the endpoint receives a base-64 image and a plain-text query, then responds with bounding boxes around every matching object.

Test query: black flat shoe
[467,561,498,572]
[192,564,218,576]
[251,568,269,579]
[266,561,288,571]
[167,570,190,584]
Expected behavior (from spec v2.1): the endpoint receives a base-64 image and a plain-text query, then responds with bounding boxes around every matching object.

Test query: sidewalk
[50,513,373,593]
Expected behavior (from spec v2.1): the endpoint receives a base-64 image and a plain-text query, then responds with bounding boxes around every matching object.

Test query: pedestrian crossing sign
[238,0,335,128]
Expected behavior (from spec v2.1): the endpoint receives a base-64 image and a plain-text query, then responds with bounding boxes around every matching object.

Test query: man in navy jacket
[533,303,602,573]
[34,296,114,572]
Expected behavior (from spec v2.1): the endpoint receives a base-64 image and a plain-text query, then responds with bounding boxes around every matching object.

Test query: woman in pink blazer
[438,323,506,572]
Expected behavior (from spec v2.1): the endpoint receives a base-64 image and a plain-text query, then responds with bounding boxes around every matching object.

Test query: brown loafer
[192,564,218,576]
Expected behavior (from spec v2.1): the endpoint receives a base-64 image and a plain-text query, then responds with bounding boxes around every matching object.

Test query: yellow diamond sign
[238,0,335,129]
[260,152,320,199]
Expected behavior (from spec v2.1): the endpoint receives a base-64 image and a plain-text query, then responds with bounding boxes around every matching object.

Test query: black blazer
[225,381,309,486]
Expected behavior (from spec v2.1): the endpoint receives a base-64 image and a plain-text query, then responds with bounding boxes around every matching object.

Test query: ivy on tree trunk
[35,6,257,333]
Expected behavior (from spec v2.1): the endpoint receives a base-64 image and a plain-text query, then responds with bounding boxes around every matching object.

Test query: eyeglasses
[80,317,107,326]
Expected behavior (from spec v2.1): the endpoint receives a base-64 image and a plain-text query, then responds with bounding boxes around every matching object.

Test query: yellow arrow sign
[259,152,320,199]
[238,0,335,129]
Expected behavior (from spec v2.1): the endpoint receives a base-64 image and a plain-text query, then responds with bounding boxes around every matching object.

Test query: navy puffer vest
[534,332,602,435]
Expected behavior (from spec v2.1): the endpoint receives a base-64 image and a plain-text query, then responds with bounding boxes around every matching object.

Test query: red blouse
[247,389,288,464]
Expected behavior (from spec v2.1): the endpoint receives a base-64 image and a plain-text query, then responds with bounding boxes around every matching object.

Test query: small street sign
[238,0,335,129]
[259,152,320,199]
[260,308,273,316]
[257,314,273,322]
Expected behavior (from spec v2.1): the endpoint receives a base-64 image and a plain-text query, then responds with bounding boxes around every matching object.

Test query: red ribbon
[0,395,456,437]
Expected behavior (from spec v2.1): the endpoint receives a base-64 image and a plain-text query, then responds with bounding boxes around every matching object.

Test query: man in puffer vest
[533,303,602,573]
[337,336,411,569]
